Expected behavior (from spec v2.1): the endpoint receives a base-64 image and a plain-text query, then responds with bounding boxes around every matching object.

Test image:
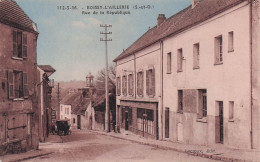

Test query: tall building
[0,0,39,154]
[114,0,260,149]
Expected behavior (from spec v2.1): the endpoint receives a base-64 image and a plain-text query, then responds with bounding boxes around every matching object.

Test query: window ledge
[193,66,200,70]
[166,72,172,74]
[228,49,234,53]
[177,110,183,114]
[214,62,223,66]
[12,57,23,61]
[196,117,207,123]
[228,119,234,122]
[177,70,183,73]
[13,98,24,101]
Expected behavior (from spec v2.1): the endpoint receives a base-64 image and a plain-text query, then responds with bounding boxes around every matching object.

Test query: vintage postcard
[0,0,260,161]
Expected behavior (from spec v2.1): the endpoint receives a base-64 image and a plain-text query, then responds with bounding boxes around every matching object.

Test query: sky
[16,0,190,82]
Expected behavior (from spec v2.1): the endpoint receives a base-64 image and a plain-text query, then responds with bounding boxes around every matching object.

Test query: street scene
[0,0,260,161]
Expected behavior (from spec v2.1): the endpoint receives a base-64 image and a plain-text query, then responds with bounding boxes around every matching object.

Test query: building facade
[37,65,55,141]
[0,0,39,154]
[114,0,260,149]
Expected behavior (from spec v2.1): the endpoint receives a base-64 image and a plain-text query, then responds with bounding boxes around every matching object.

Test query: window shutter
[151,69,155,96]
[141,72,143,96]
[22,34,28,58]
[131,75,134,95]
[119,77,121,95]
[7,71,14,99]
[23,72,29,98]
[193,46,196,67]
[17,32,22,58]
[137,73,140,96]
[146,70,149,96]
[13,31,17,57]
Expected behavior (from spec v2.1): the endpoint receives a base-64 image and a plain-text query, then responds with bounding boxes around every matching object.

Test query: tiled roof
[113,0,246,62]
[38,65,56,73]
[0,0,38,34]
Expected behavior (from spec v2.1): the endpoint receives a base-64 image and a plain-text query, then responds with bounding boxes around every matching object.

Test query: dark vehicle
[56,120,71,136]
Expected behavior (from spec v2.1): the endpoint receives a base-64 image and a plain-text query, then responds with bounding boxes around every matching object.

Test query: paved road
[27,130,219,162]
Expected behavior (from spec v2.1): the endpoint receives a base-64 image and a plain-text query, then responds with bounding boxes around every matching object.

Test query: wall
[60,104,71,122]
[162,2,251,149]
[116,42,162,139]
[0,22,38,154]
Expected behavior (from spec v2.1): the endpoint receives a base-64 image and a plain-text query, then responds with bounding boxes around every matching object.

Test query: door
[125,112,128,130]
[165,108,169,138]
[77,115,81,129]
[219,102,224,144]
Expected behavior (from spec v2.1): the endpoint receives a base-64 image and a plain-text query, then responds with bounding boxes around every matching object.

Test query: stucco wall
[162,2,251,149]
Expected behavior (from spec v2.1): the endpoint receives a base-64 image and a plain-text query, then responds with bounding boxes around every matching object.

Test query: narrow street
[26,130,219,162]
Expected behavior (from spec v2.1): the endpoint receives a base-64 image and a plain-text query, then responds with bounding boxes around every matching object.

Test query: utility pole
[100,24,112,132]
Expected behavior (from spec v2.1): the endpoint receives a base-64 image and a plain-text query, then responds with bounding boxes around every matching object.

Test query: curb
[92,131,256,162]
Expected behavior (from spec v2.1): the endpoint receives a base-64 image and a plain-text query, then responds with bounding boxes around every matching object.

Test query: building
[114,0,260,150]
[37,65,55,141]
[0,0,39,154]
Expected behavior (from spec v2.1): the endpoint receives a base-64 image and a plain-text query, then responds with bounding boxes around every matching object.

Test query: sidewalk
[91,130,260,162]
[0,135,61,162]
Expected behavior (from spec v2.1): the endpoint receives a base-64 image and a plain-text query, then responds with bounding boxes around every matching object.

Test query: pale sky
[16,0,190,81]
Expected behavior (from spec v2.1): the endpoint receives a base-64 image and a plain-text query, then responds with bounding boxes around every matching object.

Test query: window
[8,70,28,99]
[128,74,134,95]
[122,75,127,96]
[137,71,144,96]
[229,101,234,121]
[215,35,223,64]
[146,68,155,97]
[193,43,200,69]
[73,118,76,124]
[177,49,183,72]
[178,90,183,113]
[116,77,121,95]
[12,31,27,59]
[167,52,172,73]
[198,89,207,118]
[228,31,234,52]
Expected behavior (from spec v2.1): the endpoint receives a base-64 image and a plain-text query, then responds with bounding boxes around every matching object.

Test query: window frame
[137,71,144,97]
[177,48,183,72]
[146,68,155,97]
[193,43,200,69]
[167,52,172,74]
[228,31,234,52]
[12,30,28,59]
[128,74,134,96]
[214,35,223,65]
[177,90,183,113]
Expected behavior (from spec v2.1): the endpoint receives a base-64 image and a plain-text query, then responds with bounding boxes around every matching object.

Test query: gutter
[160,39,164,140]
[249,0,253,149]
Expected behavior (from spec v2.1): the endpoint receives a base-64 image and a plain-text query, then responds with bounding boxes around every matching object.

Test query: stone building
[114,0,260,150]
[0,0,39,154]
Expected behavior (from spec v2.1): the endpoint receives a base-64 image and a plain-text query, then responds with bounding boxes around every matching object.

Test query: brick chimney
[157,14,166,26]
[192,0,199,9]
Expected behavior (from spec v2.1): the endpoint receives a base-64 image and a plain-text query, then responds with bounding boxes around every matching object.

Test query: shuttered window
[116,77,121,95]
[128,74,134,95]
[12,30,27,59]
[8,70,28,99]
[137,71,143,96]
[122,75,127,96]
[146,68,155,97]
[167,52,172,73]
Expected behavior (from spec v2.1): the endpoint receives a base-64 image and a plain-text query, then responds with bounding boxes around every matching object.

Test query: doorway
[125,112,128,130]
[77,115,81,129]
[215,101,224,143]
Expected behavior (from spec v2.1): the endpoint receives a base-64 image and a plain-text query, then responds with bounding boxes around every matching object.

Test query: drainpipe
[160,40,164,140]
[134,53,137,99]
[249,0,253,149]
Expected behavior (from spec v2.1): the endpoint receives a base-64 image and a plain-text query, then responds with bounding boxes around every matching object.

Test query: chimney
[192,0,199,9]
[157,14,166,26]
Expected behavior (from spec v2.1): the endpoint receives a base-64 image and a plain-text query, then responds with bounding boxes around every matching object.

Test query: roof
[38,65,56,73]
[61,92,91,115]
[0,0,38,34]
[113,0,246,62]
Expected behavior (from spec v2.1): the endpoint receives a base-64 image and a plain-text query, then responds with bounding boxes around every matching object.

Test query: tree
[95,64,116,96]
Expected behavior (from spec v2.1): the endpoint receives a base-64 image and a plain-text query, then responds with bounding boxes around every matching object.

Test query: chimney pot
[192,0,199,9]
[157,14,166,26]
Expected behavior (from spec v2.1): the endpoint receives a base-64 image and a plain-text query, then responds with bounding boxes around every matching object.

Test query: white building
[114,0,260,150]
[59,104,71,122]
